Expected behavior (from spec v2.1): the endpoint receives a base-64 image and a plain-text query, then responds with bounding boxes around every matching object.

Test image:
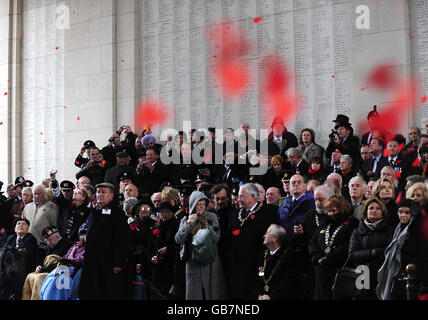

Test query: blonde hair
[162,188,180,205]
[372,178,395,199]
[406,182,428,205]
[45,188,54,202]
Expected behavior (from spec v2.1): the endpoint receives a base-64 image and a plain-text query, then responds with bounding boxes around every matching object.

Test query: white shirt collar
[270,247,280,256]
[248,202,258,213]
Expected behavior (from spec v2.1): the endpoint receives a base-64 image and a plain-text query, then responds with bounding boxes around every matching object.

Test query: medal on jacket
[264,284,269,293]
[325,247,331,254]
[258,266,265,277]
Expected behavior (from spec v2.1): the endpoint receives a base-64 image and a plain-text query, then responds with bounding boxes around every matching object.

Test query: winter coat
[149,217,179,297]
[349,218,393,298]
[262,168,285,192]
[22,200,59,243]
[175,191,227,300]
[251,245,300,299]
[78,203,129,300]
[228,202,280,299]
[308,212,358,300]
[58,204,90,244]
[278,191,316,245]
[297,143,325,165]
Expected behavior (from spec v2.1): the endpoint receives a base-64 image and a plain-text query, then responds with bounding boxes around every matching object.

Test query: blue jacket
[278,191,315,245]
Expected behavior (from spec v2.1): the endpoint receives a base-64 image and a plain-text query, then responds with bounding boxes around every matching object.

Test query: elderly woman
[406,182,428,209]
[297,128,325,165]
[126,199,158,299]
[149,201,179,300]
[309,195,358,300]
[263,155,286,192]
[349,198,393,300]
[403,126,421,154]
[371,178,399,227]
[175,190,227,300]
[377,199,428,300]
[123,197,139,224]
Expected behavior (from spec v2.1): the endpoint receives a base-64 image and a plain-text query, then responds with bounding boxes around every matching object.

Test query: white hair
[314,185,334,199]
[327,173,342,184]
[349,176,368,190]
[240,183,259,200]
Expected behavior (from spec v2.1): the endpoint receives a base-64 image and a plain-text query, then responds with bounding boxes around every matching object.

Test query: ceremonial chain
[324,223,344,254]
[259,248,289,293]
[238,202,262,226]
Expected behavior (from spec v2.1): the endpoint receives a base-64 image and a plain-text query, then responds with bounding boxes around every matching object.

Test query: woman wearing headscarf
[309,195,358,300]
[175,190,227,300]
[349,198,393,299]
[377,199,428,300]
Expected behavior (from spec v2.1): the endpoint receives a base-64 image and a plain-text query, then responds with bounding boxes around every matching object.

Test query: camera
[329,129,339,142]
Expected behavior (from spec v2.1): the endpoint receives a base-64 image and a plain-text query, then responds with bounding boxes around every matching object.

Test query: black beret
[15,218,30,227]
[84,140,96,148]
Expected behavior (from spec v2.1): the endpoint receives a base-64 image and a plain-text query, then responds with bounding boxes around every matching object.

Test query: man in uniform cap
[14,176,26,202]
[104,151,136,194]
[40,226,72,262]
[79,182,129,300]
[75,140,96,168]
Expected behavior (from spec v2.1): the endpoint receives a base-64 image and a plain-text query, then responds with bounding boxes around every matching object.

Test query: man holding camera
[74,140,96,168]
[76,147,106,187]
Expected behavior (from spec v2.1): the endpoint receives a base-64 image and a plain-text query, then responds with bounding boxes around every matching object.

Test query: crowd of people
[0,107,428,300]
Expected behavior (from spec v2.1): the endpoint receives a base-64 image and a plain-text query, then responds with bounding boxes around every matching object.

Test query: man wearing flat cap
[104,151,136,194]
[79,182,129,300]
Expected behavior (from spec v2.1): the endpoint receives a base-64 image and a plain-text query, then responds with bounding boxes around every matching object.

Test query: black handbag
[332,256,362,300]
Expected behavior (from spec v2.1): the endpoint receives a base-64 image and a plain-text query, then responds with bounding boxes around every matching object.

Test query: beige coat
[22,200,59,243]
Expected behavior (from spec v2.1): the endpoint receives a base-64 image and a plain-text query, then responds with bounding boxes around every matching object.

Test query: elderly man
[268,117,298,159]
[22,185,59,256]
[380,166,398,188]
[228,183,279,299]
[252,224,300,300]
[124,184,139,200]
[325,173,343,196]
[151,192,162,210]
[22,187,33,206]
[286,148,309,176]
[79,183,129,300]
[349,176,367,220]
[339,154,355,200]
[135,147,169,196]
[277,174,315,246]
[266,187,282,206]
[0,218,39,300]
[36,227,72,272]
[254,183,265,203]
[77,175,91,188]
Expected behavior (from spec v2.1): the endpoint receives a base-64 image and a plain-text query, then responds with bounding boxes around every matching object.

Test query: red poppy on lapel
[250,214,255,220]
[152,228,160,236]
[232,229,240,236]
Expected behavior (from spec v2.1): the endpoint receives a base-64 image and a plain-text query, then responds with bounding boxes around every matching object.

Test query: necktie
[17,237,24,249]
[222,167,231,182]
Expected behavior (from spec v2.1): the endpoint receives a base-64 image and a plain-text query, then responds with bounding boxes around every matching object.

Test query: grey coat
[297,143,325,164]
[175,191,227,300]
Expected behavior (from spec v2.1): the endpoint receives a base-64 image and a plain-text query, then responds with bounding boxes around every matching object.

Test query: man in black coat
[135,147,170,197]
[76,147,106,187]
[268,117,298,160]
[0,218,38,300]
[228,183,279,300]
[104,151,136,194]
[79,183,129,300]
[286,148,309,176]
[252,225,300,300]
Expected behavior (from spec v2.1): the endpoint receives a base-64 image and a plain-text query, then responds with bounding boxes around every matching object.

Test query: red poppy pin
[250,214,255,220]
[152,228,160,236]
[130,224,138,231]
[396,160,402,164]
[232,229,241,236]
[343,221,349,226]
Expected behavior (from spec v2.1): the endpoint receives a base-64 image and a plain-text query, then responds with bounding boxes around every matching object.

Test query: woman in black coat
[148,202,179,300]
[262,155,286,193]
[349,198,393,300]
[126,199,158,299]
[309,195,358,300]
[371,178,399,227]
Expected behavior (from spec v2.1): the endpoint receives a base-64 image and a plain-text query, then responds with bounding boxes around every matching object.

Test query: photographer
[76,147,106,187]
[74,140,95,168]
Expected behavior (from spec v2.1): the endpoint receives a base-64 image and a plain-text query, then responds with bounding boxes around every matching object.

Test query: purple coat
[63,241,85,266]
[278,191,315,245]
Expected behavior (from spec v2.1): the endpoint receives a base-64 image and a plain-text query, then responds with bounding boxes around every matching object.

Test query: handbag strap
[339,255,352,271]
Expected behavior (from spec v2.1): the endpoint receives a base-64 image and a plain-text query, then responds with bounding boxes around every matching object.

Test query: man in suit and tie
[327,149,342,174]
[136,147,170,196]
[361,138,385,180]
[268,117,298,160]
[277,174,315,246]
